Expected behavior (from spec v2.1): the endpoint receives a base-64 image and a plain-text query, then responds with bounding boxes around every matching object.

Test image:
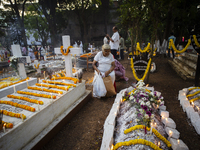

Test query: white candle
[169,130,172,138]
[39,78,40,83]
[150,123,153,134]
[26,79,29,87]
[158,141,160,147]
[13,85,16,93]
[38,102,40,111]
[54,78,55,85]
[3,123,6,133]
[44,71,45,79]
[20,114,24,122]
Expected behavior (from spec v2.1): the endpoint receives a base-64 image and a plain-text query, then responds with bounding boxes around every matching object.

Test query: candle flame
[146,84,149,87]
[165,118,168,121]
[158,141,160,147]
[3,123,6,127]
[154,122,157,126]
[177,139,180,144]
[111,144,114,150]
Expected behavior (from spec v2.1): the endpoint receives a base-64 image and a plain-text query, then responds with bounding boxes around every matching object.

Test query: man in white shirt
[107,26,119,59]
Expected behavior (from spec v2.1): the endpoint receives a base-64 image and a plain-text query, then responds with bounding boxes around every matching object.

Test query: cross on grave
[11,44,30,79]
[34,60,41,74]
[62,35,73,77]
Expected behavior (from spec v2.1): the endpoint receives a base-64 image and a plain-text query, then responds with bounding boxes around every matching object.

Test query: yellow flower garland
[2,121,13,128]
[169,39,191,53]
[2,110,26,119]
[17,91,56,99]
[193,35,200,48]
[186,90,200,98]
[136,42,151,53]
[113,139,162,150]
[51,77,79,84]
[36,83,70,91]
[0,100,35,112]
[188,87,200,91]
[189,96,200,103]
[34,64,40,69]
[60,46,73,56]
[7,95,43,105]
[27,86,63,94]
[43,80,76,87]
[124,125,171,148]
[131,58,152,81]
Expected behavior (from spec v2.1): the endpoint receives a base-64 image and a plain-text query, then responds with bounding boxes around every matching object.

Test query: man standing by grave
[167,32,176,58]
[107,26,119,59]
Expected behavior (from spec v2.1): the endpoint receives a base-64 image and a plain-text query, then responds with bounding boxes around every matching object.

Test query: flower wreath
[60,46,73,56]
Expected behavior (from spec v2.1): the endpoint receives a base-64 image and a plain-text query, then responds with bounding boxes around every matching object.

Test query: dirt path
[41,55,200,150]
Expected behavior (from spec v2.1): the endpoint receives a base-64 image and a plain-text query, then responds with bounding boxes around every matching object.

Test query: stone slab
[163,118,176,129]
[0,80,86,150]
[0,78,37,98]
[181,100,190,112]
[160,110,169,118]
[185,106,195,119]
[190,112,199,125]
[159,105,166,111]
[170,138,189,150]
[165,127,180,139]
[193,118,200,135]
[22,90,91,150]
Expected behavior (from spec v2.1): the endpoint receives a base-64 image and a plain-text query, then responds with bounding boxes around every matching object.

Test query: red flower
[8,60,10,63]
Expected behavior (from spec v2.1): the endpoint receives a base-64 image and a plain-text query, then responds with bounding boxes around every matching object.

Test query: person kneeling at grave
[92,44,116,97]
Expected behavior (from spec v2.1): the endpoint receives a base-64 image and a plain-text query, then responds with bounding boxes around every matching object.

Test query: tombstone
[11,44,27,78]
[34,60,41,74]
[62,35,72,77]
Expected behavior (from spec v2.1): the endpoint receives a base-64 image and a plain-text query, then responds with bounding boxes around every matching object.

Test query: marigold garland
[36,83,70,91]
[113,139,162,150]
[42,80,76,87]
[17,91,56,99]
[60,46,73,56]
[7,95,43,105]
[189,96,200,103]
[124,125,171,148]
[136,42,151,53]
[0,77,30,89]
[0,100,35,112]
[2,121,13,128]
[34,64,40,69]
[186,90,200,98]
[1,110,26,119]
[131,58,152,81]
[193,35,200,48]
[27,86,63,94]
[80,53,92,58]
[169,39,191,53]
[51,77,79,84]
[188,87,200,91]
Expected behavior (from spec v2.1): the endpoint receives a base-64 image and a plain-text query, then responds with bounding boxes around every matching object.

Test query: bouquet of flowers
[9,56,18,74]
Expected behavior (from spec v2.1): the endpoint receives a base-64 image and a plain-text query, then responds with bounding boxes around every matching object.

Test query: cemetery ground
[35,54,200,150]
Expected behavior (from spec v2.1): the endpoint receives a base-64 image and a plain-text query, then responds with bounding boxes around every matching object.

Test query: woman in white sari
[92,44,115,84]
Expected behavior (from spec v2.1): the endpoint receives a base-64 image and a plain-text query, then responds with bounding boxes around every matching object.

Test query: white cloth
[94,51,115,84]
[103,37,109,44]
[109,31,119,50]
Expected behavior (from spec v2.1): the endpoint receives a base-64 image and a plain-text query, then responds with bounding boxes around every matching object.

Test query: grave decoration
[101,81,189,150]
[179,87,200,135]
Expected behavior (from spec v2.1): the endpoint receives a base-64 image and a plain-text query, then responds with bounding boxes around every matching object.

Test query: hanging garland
[188,87,200,91]
[113,139,162,150]
[131,58,152,81]
[60,46,73,56]
[0,100,35,112]
[34,64,40,69]
[169,39,191,53]
[136,42,151,53]
[124,125,171,147]
[1,110,26,119]
[193,35,200,48]
[7,95,43,105]
[42,80,76,87]
[17,91,56,99]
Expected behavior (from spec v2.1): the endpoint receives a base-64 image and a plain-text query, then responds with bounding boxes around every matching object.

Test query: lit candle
[177,139,180,144]
[3,123,6,133]
[115,112,117,116]
[58,93,61,98]
[158,141,160,147]
[51,93,52,99]
[191,102,194,107]
[39,78,40,83]
[111,144,114,150]
[13,85,16,93]
[26,79,29,87]
[169,130,172,138]
[146,84,149,87]
[38,102,40,111]
[44,71,45,79]
[150,123,153,134]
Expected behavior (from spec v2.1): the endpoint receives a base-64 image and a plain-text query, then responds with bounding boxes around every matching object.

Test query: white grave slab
[0,78,37,98]
[18,63,27,78]
[170,138,189,150]
[70,48,81,56]
[11,45,22,57]
[0,80,86,150]
[54,47,62,54]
